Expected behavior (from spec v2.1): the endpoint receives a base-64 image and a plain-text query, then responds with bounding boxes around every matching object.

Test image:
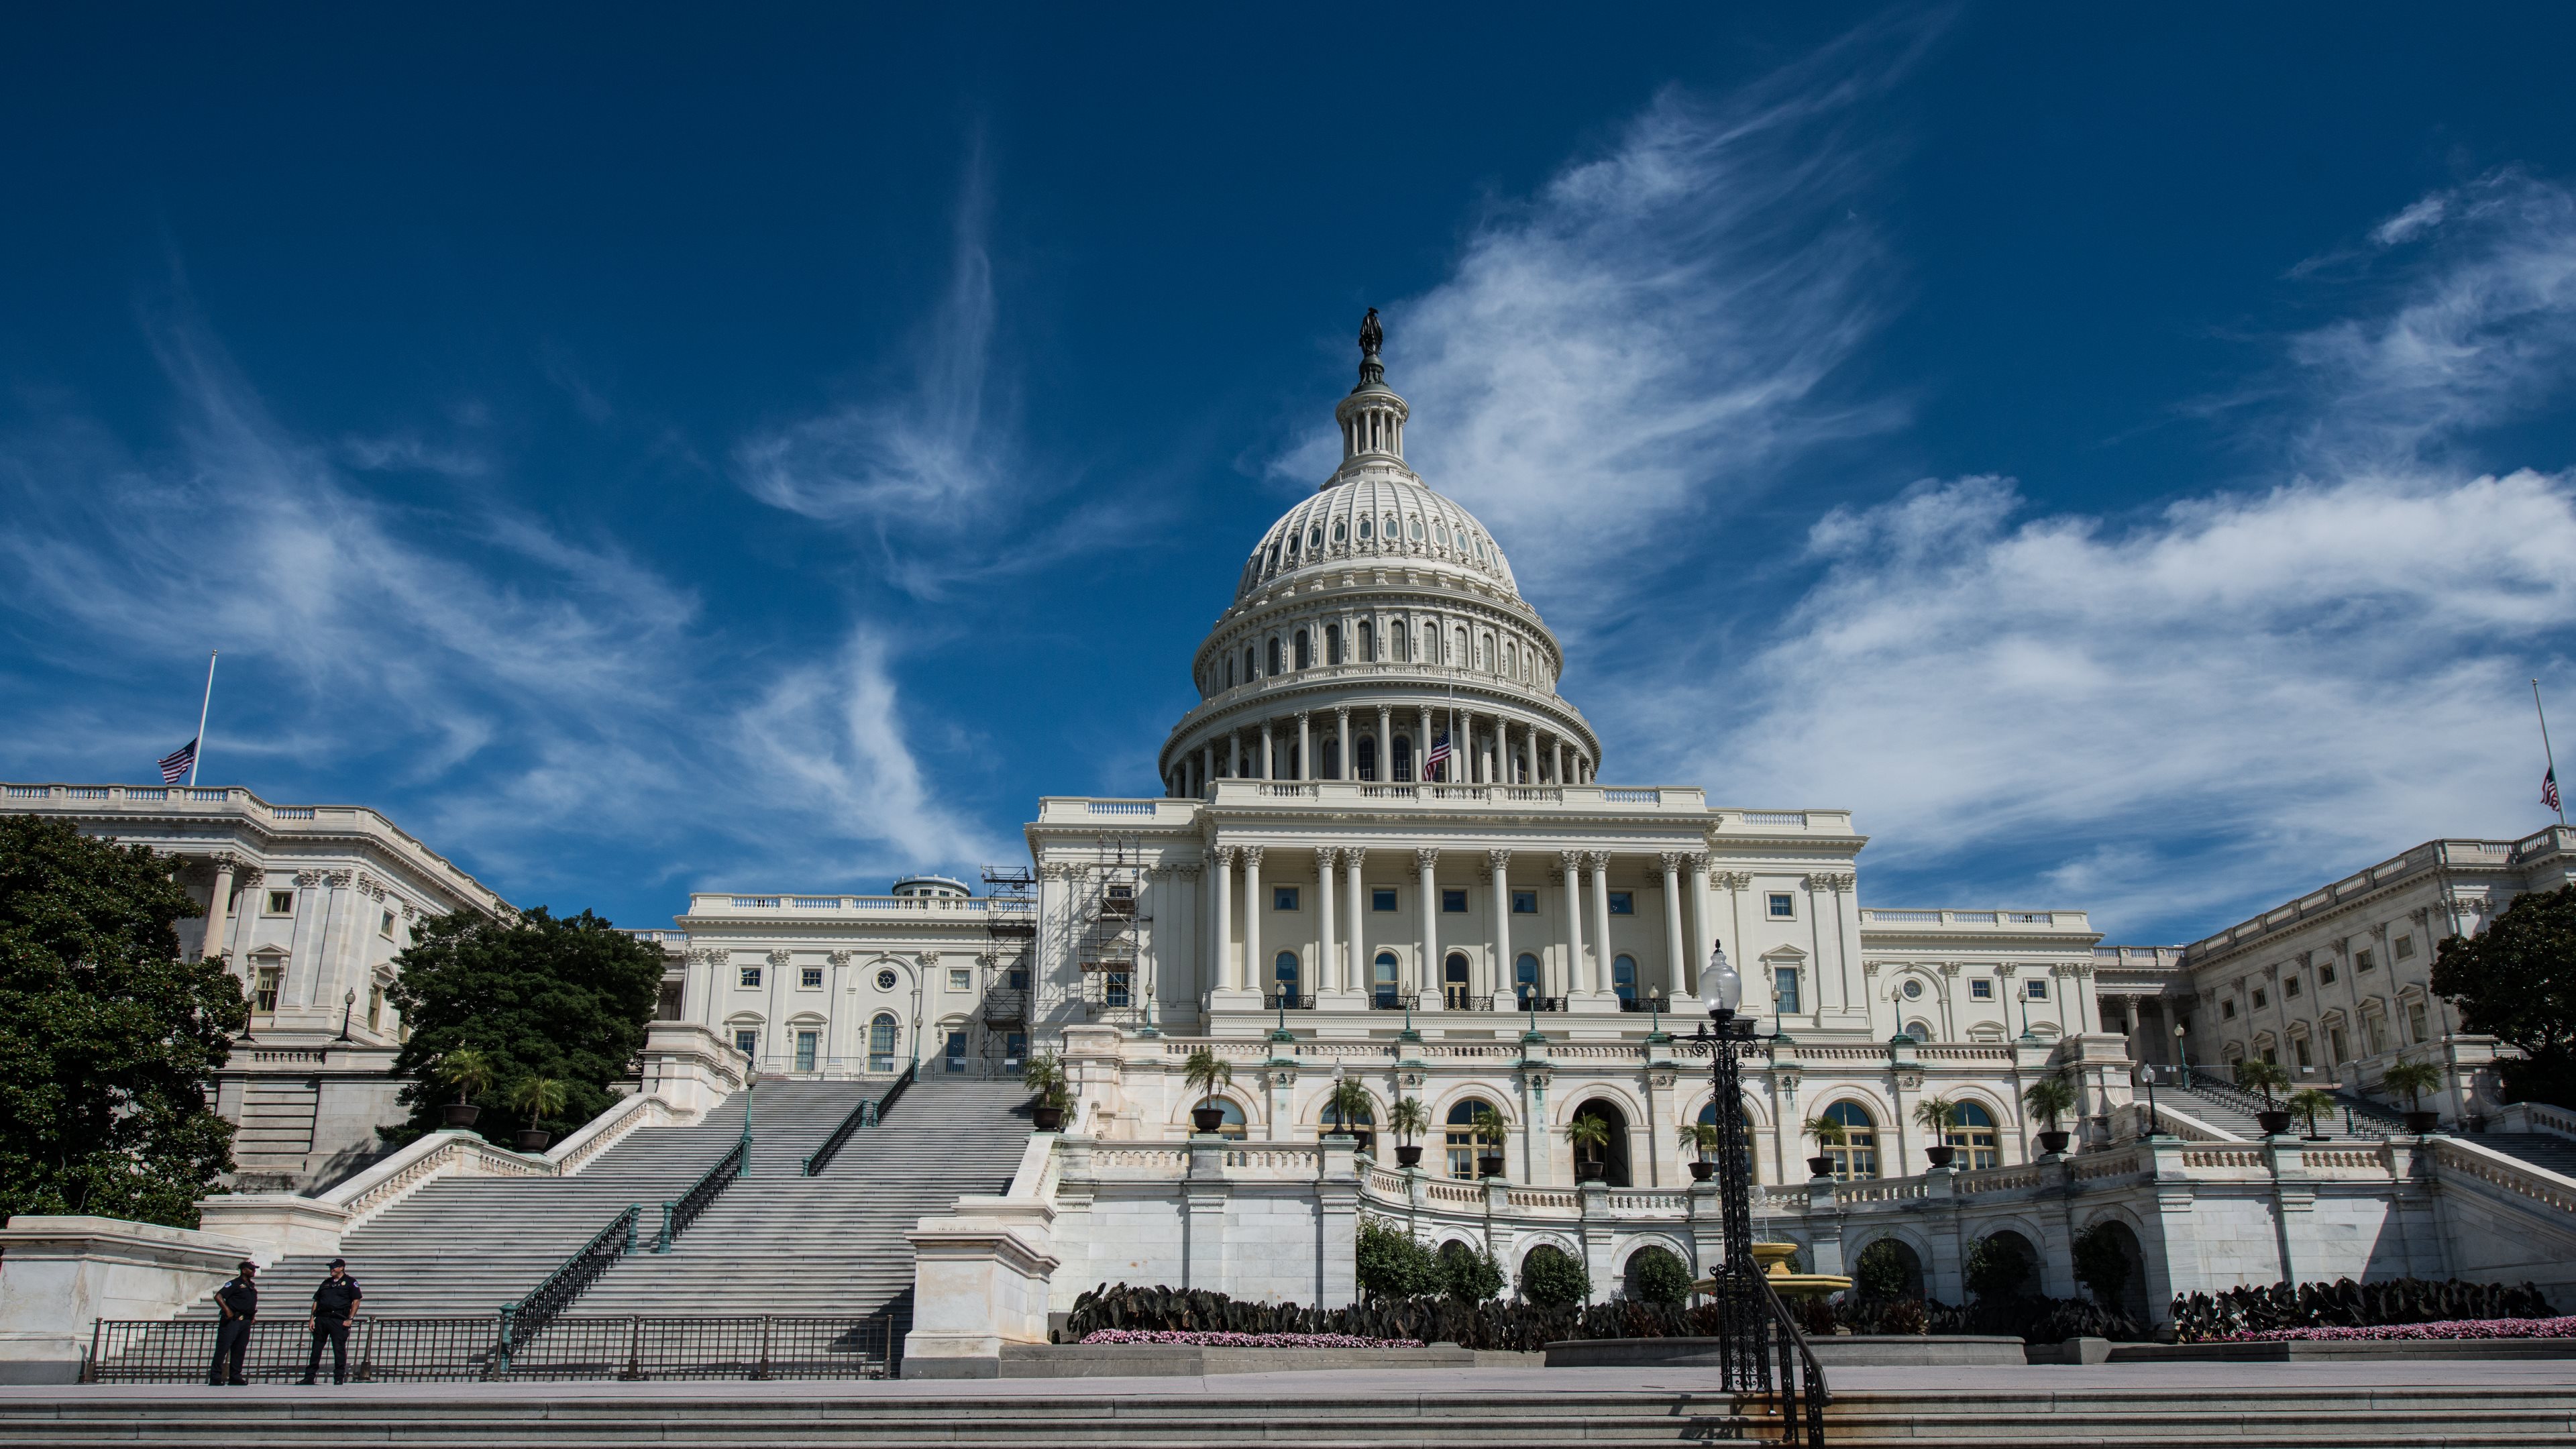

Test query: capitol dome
[1158,312,1599,796]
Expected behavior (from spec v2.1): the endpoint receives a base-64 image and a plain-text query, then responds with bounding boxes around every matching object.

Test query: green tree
[1355,1219,1443,1299]
[0,817,247,1227]
[1853,1239,1913,1299]
[2021,1075,2080,1131]
[1438,1239,1505,1302]
[2231,1057,2290,1109]
[384,906,663,1146]
[1627,1246,1693,1305]
[2378,1058,2444,1114]
[1519,1244,1591,1307]
[1962,1234,2033,1301]
[2287,1087,2337,1137]
[2072,1222,2133,1305]
[2433,883,2576,1107]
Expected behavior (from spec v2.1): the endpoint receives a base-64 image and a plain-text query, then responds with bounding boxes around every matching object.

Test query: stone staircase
[578,1076,1034,1318]
[2474,1132,2576,1179]
[2157,1076,2379,1141]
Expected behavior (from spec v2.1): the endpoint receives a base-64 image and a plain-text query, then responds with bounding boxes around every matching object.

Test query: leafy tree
[1519,1244,1591,1307]
[1388,1095,1430,1148]
[1355,1219,1443,1299]
[2232,1057,2289,1108]
[1181,1048,1231,1108]
[1438,1239,1505,1302]
[2021,1075,2080,1131]
[1963,1234,2034,1301]
[1854,1239,1913,1300]
[2433,883,2576,1108]
[0,817,246,1227]
[384,906,663,1146]
[1627,1246,1693,1305]
[2072,1222,2133,1305]
[2287,1087,2337,1137]
[2378,1058,2444,1114]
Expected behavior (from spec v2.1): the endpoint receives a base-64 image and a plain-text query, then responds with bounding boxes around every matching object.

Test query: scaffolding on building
[1077,838,1146,1026]
[979,865,1035,1078]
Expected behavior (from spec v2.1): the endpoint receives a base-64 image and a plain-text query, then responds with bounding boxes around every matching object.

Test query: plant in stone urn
[1801,1115,1847,1179]
[1022,1052,1071,1132]
[2021,1075,2080,1155]
[2232,1058,2293,1135]
[1679,1120,1725,1181]
[1389,1095,1430,1169]
[1471,1107,1509,1177]
[1324,1075,1375,1155]
[1566,1113,1613,1183]
[2287,1087,2337,1141]
[505,1074,568,1153]
[2379,1058,2446,1135]
[437,1047,495,1130]
[1182,1049,1233,1135]
[1913,1097,1962,1169]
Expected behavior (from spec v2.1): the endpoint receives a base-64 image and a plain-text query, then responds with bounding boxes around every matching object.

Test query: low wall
[998,1343,1485,1377]
[0,1218,257,1384]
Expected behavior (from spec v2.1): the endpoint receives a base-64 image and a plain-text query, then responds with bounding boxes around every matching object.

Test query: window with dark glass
[1372,887,1398,912]
[1511,890,1538,914]
[1608,892,1633,915]
[1773,966,1801,1014]
[1441,888,1467,913]
[1768,893,1794,919]
[1274,886,1299,911]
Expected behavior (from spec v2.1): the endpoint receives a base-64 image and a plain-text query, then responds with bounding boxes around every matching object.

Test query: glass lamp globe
[1699,941,1741,1014]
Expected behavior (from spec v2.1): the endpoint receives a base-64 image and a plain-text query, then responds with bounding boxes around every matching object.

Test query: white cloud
[1272,17,1935,623]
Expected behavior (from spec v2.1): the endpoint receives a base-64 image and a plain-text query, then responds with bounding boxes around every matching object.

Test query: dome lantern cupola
[1331,307,1407,477]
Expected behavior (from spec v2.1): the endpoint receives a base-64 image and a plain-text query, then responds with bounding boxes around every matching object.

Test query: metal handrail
[496,1204,637,1374]
[2181,1067,2290,1120]
[657,1136,747,1251]
[804,1063,916,1177]
[1748,1263,1830,1446]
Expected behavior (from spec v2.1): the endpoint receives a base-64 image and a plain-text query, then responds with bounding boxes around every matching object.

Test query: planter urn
[1923,1145,1957,1169]
[1688,1160,1717,1182]
[2255,1110,2294,1136]
[1395,1145,1424,1169]
[1189,1106,1226,1134]
[1032,1104,1066,1132]
[1575,1160,1608,1183]
[514,1128,553,1153]
[1477,1154,1507,1179]
[1807,1155,1837,1179]
[2035,1130,2072,1156]
[2403,1110,2442,1135]
[441,1104,480,1130]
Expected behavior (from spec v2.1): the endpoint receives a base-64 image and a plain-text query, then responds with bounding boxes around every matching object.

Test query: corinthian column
[1415,848,1440,999]
[1316,847,1341,993]
[1212,847,1237,991]
[1588,852,1615,999]
[1242,847,1267,997]
[202,854,238,964]
[1560,849,1586,998]
[1488,849,1513,1004]
[1660,852,1688,1002]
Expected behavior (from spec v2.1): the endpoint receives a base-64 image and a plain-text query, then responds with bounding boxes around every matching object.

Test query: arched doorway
[2082,1218,2151,1323]
[1853,1237,1924,1301]
[1966,1229,2039,1301]
[1443,951,1470,1008]
[1612,954,1638,1005]
[1372,950,1400,1008]
[1273,950,1301,1005]
[1570,1098,1631,1187]
[1446,1098,1502,1179]
[1393,735,1413,782]
[1513,952,1540,1004]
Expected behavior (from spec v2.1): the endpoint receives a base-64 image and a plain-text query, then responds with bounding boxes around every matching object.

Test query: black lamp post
[1688,936,1782,1397]
[335,987,356,1042]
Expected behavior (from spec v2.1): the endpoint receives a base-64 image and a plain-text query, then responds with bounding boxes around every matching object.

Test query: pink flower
[2226,1316,2576,1342]
[1076,1330,1426,1348]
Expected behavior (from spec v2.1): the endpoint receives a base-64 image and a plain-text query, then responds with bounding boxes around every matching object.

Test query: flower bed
[1077,1330,1426,1349]
[2230,1316,2576,1342]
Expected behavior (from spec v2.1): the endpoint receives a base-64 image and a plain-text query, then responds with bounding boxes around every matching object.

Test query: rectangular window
[265,890,294,916]
[794,1030,819,1073]
[2025,979,2048,1002]
[2318,963,2337,986]
[2294,1037,2312,1069]
[2368,1016,2387,1055]
[378,910,396,938]
[2408,1000,2429,1042]
[1106,971,1131,1008]
[2329,1026,2348,1068]
[253,966,280,1014]
[1773,967,1801,1014]
[1274,886,1299,912]
[1768,893,1794,919]
[2284,975,2302,999]
[1511,890,1538,914]
[1442,888,1468,914]
[1008,966,1029,989]
[1004,1030,1028,1068]
[1607,892,1633,915]
[1372,887,1399,912]
[739,966,762,989]
[949,968,971,992]
[2222,998,2238,1020]
[800,966,824,989]
[2356,948,2377,971]
[1970,979,1993,1001]
[943,1030,967,1073]
[2394,935,2416,961]
[2251,987,2267,1009]
[733,1028,758,1057]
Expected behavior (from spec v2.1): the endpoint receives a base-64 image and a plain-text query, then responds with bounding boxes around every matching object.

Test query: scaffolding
[1077,838,1146,1026]
[979,865,1035,1077]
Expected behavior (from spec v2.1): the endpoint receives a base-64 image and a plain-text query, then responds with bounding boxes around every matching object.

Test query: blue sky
[6,7,2576,945]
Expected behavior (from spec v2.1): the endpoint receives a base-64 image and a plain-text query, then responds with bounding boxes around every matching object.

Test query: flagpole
[2538,679,2566,826]
[190,651,218,788]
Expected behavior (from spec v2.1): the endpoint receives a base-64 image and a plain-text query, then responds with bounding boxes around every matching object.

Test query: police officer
[205,1260,258,1386]
[299,1258,363,1385]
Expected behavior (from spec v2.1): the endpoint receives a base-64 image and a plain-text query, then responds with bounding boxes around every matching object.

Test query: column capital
[1240,845,1265,868]
[1210,845,1238,868]
[1683,851,1709,873]
[1803,871,1854,894]
[1487,849,1512,873]
[1559,848,1585,873]
[1711,871,1754,891]
[1582,850,1612,871]
[1413,847,1440,871]
[1658,851,1686,873]
[1315,846,1340,871]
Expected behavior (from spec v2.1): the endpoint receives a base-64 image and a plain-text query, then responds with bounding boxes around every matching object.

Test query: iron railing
[657,1136,747,1251]
[1747,1264,1830,1445]
[804,1062,916,1177]
[498,1204,639,1369]
[1367,993,1422,1011]
[1263,992,1316,1010]
[85,1314,898,1383]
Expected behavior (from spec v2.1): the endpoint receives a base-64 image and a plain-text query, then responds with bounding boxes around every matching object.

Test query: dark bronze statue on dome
[1355,307,1385,389]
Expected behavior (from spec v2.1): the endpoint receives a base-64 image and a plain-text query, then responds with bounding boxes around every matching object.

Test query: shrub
[1438,1240,1505,1303]
[1519,1245,1591,1307]
[2170,1277,2557,1342]
[1853,1240,1912,1300]
[2071,1223,2131,1305]
[1628,1246,1693,1305]
[1962,1235,2033,1301]
[1356,1220,1444,1300]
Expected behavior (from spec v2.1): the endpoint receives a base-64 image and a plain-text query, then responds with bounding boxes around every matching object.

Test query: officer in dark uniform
[300,1258,363,1385]
[205,1260,258,1385]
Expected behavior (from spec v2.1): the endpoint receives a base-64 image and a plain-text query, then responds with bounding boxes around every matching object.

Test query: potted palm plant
[1472,1107,1508,1178]
[1680,1120,1724,1181]
[1389,1095,1430,1169]
[437,1047,494,1130]
[1801,1115,1846,1179]
[1183,1049,1232,1135]
[506,1075,567,1153]
[1914,1096,1962,1169]
[1566,1114,1613,1183]
[1023,1052,1070,1132]
[2022,1075,2080,1155]
[1324,1075,1375,1155]
[2233,1058,2292,1135]
[2288,1087,2337,1141]
[2380,1058,2445,1135]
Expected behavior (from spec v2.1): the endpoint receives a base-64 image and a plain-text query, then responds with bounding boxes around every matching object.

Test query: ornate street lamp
[335,987,356,1042]
[1691,936,1775,1399]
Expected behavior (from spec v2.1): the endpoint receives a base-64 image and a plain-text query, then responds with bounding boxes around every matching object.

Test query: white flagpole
[2538,678,2565,826]
[190,650,218,788]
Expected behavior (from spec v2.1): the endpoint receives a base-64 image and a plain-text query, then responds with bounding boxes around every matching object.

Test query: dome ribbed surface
[1235,472,1517,605]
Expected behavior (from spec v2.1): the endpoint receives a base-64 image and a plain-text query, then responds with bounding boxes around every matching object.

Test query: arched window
[1332,519,1346,545]
[1697,1101,1762,1183]
[1612,954,1638,1004]
[1325,624,1341,665]
[1244,646,1256,681]
[1372,950,1399,1008]
[1358,515,1373,540]
[1393,735,1414,782]
[1452,627,1468,665]
[1357,735,1379,781]
[1408,517,1424,541]
[1423,625,1438,662]
[1322,739,1340,777]
[1308,526,1323,552]
[1358,620,1375,661]
[1514,952,1540,1003]
[1392,623,1409,661]
[1268,638,1283,675]
[1200,1097,1248,1140]
[1946,1102,2000,1170]
[1823,1101,1878,1181]
[1503,641,1515,678]
[1904,1019,1934,1043]
[1295,631,1311,669]
[1226,656,1236,688]
[1273,949,1301,1003]
[1443,951,1470,1009]
[1446,1099,1500,1179]
[868,1014,899,1074]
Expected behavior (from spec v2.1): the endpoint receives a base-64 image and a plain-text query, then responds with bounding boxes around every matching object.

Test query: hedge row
[2170,1277,2557,1342]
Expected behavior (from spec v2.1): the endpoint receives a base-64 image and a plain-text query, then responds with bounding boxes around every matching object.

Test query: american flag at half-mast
[158,738,197,786]
[1424,731,1453,779]
[2547,766,2562,814]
